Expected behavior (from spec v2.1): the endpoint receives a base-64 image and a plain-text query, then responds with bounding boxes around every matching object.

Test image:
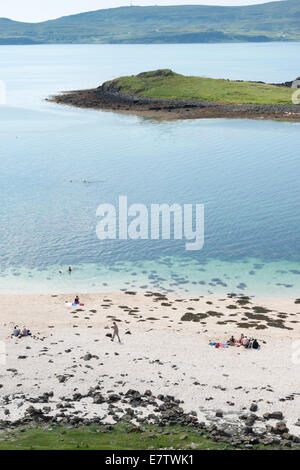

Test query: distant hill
[0,1,300,44]
[0,37,39,45]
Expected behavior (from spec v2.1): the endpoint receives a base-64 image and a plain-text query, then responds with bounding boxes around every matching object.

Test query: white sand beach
[0,291,299,437]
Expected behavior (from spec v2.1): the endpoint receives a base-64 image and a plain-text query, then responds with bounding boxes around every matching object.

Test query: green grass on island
[107,70,294,106]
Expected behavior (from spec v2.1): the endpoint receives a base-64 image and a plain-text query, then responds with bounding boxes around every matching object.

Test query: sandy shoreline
[0,291,299,438]
[49,88,300,122]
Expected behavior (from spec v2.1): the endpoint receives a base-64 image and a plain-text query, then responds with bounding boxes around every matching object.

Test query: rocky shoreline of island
[49,81,300,122]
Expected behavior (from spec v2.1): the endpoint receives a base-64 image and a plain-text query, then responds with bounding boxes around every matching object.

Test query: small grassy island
[51,69,300,121]
[104,69,294,105]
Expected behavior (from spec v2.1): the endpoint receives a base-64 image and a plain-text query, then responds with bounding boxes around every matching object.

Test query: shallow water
[0,43,299,297]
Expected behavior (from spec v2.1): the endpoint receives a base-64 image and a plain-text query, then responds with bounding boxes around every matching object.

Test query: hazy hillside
[0,0,299,44]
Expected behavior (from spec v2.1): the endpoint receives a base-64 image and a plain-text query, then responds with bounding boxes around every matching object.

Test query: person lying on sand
[111,322,121,343]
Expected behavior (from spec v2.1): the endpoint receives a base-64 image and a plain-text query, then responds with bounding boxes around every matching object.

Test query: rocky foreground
[1,389,299,450]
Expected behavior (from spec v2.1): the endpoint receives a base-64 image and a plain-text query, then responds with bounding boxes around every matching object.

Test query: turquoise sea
[0,43,299,298]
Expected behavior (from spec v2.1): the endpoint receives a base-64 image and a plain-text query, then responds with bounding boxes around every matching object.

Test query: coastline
[1,290,299,440]
[2,290,299,334]
[49,86,300,122]
[1,256,300,301]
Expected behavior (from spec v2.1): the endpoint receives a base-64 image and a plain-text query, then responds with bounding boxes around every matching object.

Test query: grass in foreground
[107,70,294,106]
[0,424,288,450]
[0,425,232,450]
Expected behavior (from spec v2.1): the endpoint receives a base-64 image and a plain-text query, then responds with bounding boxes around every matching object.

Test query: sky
[0,0,283,23]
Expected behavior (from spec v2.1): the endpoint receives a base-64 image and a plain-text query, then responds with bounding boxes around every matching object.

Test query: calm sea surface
[0,43,299,297]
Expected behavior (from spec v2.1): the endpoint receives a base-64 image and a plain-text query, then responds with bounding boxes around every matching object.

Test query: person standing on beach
[111,322,121,343]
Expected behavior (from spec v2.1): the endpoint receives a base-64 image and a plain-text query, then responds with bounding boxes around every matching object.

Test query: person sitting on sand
[241,336,248,346]
[227,335,235,346]
[12,326,20,338]
[252,339,259,350]
[21,327,31,337]
[238,334,245,344]
[244,338,253,349]
[111,322,121,343]
[74,295,80,305]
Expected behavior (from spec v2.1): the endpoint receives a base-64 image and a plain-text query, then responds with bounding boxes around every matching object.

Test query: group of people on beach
[11,326,31,339]
[226,334,260,349]
[211,334,260,349]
